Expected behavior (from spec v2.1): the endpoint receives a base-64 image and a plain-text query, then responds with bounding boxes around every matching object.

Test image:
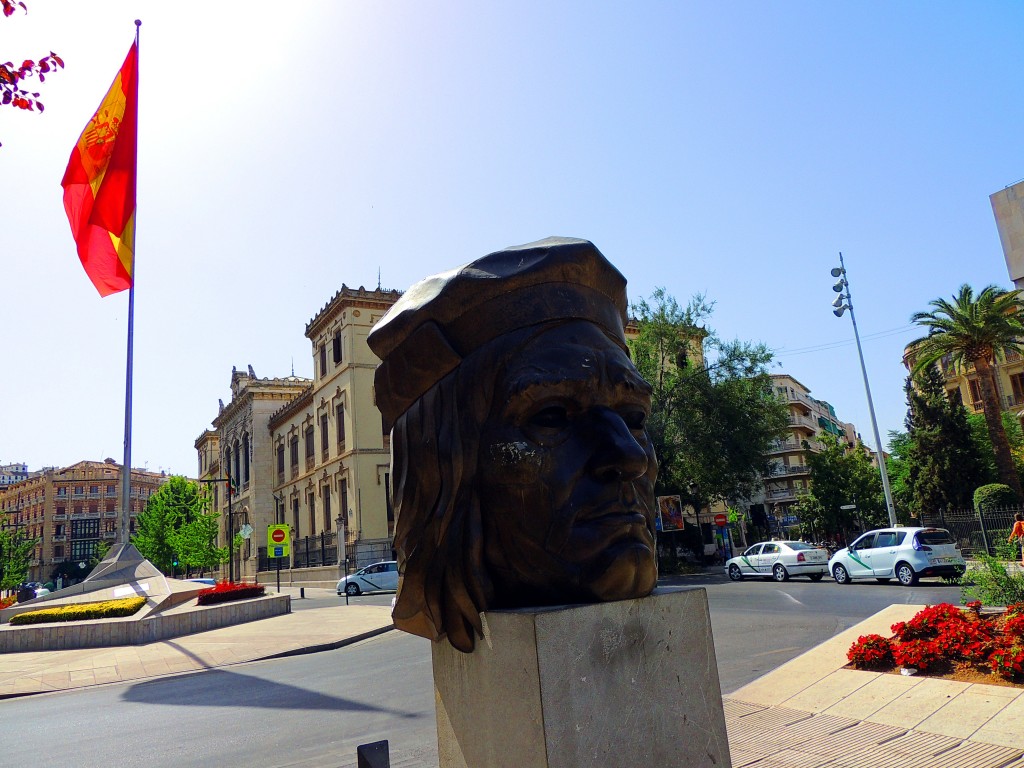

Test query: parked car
[725,541,829,582]
[828,527,965,586]
[337,561,399,596]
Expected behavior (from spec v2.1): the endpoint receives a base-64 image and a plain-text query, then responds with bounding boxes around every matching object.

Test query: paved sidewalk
[725,604,1024,767]
[0,594,393,698]
[3,596,1024,767]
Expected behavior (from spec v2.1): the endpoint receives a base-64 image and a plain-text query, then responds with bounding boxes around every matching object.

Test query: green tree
[909,284,1024,499]
[132,476,224,575]
[897,365,987,516]
[967,411,1024,488]
[629,289,789,506]
[0,527,36,591]
[801,434,888,539]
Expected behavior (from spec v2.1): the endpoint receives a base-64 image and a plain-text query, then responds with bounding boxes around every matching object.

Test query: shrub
[973,483,1018,511]
[989,641,1024,680]
[892,638,943,671]
[0,595,16,610]
[847,634,893,669]
[9,596,146,626]
[960,554,1024,607]
[196,581,265,606]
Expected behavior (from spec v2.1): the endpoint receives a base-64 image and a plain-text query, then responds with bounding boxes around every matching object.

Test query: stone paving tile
[724,699,767,718]
[970,695,1024,749]
[917,687,1020,740]
[924,740,1023,768]
[729,746,769,767]
[879,729,964,756]
[783,669,879,713]
[868,676,972,729]
[820,674,921,721]
[742,748,834,768]
[798,720,908,757]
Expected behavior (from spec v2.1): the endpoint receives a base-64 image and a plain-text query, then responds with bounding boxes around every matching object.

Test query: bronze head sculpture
[368,237,658,652]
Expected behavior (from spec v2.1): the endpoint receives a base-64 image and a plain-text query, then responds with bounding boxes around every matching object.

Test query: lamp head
[832,294,844,308]
[830,267,843,278]
[832,280,846,293]
[833,306,847,318]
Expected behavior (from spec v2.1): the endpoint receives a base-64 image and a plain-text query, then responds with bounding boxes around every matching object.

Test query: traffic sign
[714,513,728,527]
[839,504,857,510]
[239,523,254,539]
[267,524,290,557]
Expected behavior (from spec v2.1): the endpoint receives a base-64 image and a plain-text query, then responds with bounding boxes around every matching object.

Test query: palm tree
[909,284,1024,500]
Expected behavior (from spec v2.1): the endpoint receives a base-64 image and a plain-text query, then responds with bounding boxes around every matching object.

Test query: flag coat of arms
[61,43,138,297]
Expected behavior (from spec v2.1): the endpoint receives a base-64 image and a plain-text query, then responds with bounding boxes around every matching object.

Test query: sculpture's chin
[585,540,658,602]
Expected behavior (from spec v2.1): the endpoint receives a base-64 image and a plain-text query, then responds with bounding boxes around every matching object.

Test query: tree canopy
[629,288,789,508]
[909,284,1024,499]
[796,433,889,539]
[0,527,36,590]
[132,476,228,575]
[1,1,63,146]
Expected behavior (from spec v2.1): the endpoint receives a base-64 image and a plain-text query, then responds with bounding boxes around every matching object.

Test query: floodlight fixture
[829,251,897,527]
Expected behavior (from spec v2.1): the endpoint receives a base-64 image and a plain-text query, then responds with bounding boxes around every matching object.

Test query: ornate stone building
[198,370,311,582]
[199,285,400,585]
[0,460,168,584]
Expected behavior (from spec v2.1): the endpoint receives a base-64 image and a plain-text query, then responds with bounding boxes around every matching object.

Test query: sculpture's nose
[588,408,649,482]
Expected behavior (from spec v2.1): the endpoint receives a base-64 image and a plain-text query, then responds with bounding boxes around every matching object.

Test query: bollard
[300,587,305,599]
[357,740,389,768]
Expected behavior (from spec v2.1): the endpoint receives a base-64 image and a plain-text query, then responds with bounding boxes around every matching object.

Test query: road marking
[776,590,805,606]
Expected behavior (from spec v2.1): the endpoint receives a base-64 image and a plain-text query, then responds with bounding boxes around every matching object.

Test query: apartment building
[759,374,858,529]
[901,346,1024,421]
[0,462,28,488]
[0,460,168,584]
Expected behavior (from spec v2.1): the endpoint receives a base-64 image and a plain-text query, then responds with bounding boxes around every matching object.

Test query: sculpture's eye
[529,405,570,431]
[622,409,647,431]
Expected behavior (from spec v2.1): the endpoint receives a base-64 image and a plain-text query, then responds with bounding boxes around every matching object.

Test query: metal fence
[256,533,395,573]
[919,506,1020,557]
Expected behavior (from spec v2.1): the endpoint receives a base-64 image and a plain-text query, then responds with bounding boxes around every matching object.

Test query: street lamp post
[830,253,898,528]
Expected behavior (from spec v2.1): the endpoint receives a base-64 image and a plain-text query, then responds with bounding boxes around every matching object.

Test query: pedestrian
[1009,512,1024,567]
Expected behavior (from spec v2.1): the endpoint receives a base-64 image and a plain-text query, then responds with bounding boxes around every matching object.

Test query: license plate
[930,557,956,565]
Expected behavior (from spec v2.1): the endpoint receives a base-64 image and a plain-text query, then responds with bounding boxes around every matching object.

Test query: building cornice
[306,285,402,339]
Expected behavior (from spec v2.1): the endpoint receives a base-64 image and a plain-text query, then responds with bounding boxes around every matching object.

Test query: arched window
[242,433,250,486]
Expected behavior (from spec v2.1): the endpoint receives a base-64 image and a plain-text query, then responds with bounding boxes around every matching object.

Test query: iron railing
[919,506,1020,557]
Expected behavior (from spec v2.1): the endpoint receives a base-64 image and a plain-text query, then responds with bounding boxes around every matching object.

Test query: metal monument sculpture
[368,237,658,652]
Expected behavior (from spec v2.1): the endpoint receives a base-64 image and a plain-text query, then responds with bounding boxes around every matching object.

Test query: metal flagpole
[118,20,142,550]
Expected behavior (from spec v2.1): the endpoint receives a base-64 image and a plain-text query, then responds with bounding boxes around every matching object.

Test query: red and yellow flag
[61,43,138,297]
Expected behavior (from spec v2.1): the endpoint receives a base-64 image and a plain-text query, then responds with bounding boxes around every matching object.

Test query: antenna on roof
[377,268,381,291]
[291,357,295,377]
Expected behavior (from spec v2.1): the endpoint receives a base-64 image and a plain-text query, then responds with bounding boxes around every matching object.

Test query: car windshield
[783,541,815,550]
[917,529,954,545]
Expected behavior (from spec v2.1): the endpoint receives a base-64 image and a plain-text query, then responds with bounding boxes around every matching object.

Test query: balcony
[52,513,67,521]
[52,534,67,542]
[104,510,117,518]
[767,465,810,477]
[102,530,117,539]
[787,414,817,431]
[766,488,797,501]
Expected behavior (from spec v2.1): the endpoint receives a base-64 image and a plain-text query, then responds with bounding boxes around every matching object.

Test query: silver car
[337,560,399,596]
[725,540,829,582]
[828,527,965,586]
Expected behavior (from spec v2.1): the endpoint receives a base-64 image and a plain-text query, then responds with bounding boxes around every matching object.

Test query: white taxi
[725,540,829,582]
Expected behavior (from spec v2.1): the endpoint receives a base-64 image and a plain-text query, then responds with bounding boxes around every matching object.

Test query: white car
[337,560,399,596]
[828,527,965,586]
[725,541,829,582]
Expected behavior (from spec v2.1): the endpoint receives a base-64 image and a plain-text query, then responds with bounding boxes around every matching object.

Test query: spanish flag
[62,43,138,297]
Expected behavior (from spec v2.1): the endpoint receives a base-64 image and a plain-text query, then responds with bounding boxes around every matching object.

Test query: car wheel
[875,578,891,583]
[345,582,361,596]
[728,564,743,581]
[772,563,789,582]
[832,563,851,584]
[895,562,918,586]
[809,573,824,582]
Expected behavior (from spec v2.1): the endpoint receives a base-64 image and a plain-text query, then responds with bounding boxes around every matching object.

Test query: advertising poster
[657,495,684,531]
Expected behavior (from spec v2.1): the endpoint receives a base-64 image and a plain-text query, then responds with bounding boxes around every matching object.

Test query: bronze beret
[368,237,629,431]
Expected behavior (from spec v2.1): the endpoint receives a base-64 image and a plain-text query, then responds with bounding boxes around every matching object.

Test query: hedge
[9,596,147,626]
[974,483,1018,511]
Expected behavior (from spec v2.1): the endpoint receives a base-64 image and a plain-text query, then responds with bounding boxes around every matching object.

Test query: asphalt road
[0,572,964,768]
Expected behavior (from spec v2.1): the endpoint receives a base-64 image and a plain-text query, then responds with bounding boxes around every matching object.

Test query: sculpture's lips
[577,503,649,526]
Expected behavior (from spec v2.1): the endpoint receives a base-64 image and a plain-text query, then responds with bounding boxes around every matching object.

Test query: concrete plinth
[432,587,731,768]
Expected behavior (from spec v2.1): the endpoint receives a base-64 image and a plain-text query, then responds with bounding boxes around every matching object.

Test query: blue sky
[1,2,1021,479]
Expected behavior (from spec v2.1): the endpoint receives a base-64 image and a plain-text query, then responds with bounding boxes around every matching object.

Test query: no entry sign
[714,513,728,527]
[267,524,291,557]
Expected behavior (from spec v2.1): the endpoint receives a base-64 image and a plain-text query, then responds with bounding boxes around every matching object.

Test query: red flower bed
[196,581,265,606]
[848,602,1024,683]
[0,594,16,610]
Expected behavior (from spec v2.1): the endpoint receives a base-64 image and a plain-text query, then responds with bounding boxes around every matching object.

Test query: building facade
[201,369,312,582]
[758,374,859,531]
[0,462,28,488]
[268,285,400,574]
[0,459,168,584]
[199,285,401,584]
[901,346,1024,422]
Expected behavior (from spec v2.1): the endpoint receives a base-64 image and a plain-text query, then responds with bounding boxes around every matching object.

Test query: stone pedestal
[432,587,731,768]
